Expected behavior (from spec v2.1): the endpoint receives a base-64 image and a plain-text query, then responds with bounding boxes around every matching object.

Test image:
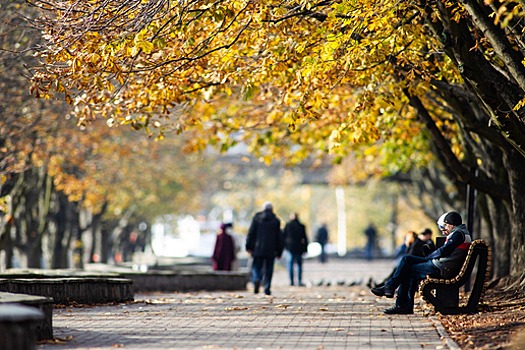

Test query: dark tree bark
[504,150,525,275]
[51,193,69,268]
[412,0,525,280]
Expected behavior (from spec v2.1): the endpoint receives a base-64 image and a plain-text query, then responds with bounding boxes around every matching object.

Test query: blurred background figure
[407,228,436,257]
[397,231,418,260]
[283,212,308,286]
[364,223,377,260]
[212,223,236,271]
[245,202,284,295]
[370,230,417,288]
[315,223,329,263]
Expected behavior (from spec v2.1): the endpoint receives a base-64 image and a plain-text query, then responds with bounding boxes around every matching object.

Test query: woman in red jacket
[212,223,236,271]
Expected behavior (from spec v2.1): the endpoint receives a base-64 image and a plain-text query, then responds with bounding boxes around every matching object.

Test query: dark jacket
[428,224,471,278]
[284,218,308,255]
[316,225,328,245]
[212,232,236,271]
[407,237,436,257]
[246,209,284,258]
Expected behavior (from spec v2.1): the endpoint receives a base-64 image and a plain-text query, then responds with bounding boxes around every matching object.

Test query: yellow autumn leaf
[136,41,154,54]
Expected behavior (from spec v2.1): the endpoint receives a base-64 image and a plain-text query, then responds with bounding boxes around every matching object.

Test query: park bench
[0,304,44,350]
[420,239,491,315]
[0,277,134,305]
[0,291,53,340]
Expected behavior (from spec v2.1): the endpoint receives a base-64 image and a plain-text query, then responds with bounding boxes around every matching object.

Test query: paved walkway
[37,258,459,350]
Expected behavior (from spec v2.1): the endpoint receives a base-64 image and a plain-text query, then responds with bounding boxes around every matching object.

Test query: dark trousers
[251,256,275,294]
[287,252,304,285]
[387,255,440,308]
[319,244,327,263]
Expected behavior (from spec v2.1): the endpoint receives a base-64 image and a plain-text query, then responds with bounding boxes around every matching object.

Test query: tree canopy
[30,0,441,165]
[1,0,236,268]
[18,0,525,279]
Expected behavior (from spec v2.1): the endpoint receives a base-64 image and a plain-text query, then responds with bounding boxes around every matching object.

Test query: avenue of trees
[1,0,525,289]
[1,0,230,268]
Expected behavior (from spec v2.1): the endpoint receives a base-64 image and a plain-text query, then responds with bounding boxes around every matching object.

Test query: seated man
[371,211,471,314]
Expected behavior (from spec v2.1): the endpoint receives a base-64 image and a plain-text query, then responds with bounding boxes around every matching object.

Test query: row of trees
[1,0,328,269]
[1,0,229,268]
[2,1,525,288]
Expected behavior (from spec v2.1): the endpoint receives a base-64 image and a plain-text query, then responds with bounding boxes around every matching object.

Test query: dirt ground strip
[437,288,525,349]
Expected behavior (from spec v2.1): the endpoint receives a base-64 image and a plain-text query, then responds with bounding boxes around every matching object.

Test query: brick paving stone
[37,258,457,350]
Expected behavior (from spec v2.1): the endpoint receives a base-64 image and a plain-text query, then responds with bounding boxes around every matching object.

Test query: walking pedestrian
[245,202,284,295]
[212,223,236,271]
[315,223,329,263]
[371,211,471,314]
[364,223,377,260]
[283,212,308,286]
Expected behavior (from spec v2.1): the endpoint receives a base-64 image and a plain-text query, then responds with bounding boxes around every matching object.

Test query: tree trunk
[100,227,111,264]
[52,193,68,268]
[481,194,511,279]
[51,192,80,269]
[505,150,525,275]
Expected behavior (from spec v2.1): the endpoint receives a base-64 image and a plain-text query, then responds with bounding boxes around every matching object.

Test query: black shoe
[383,305,413,314]
[371,285,395,298]
[264,290,271,296]
[374,281,385,288]
[254,281,260,294]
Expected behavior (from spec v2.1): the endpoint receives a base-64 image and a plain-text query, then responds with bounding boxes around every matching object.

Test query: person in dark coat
[364,223,377,260]
[315,223,329,263]
[212,223,236,271]
[245,202,284,295]
[283,212,308,286]
[407,228,436,257]
[371,212,471,314]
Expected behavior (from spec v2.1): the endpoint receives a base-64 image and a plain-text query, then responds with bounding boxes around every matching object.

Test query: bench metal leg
[436,285,459,309]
